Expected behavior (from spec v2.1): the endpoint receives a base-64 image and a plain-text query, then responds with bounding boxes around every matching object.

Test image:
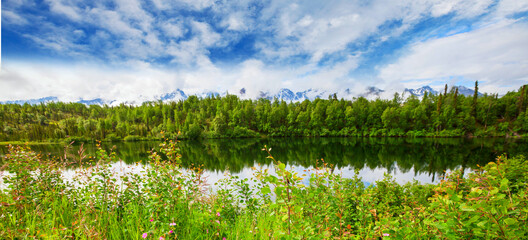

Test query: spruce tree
[472,81,478,118]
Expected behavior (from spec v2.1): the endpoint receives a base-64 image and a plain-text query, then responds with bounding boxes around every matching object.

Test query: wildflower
[160,237,165,240]
[170,222,176,226]
[150,219,154,222]
[169,230,174,234]
[142,233,148,239]
[216,220,220,224]
[383,233,390,236]
[216,212,220,217]
[223,238,226,240]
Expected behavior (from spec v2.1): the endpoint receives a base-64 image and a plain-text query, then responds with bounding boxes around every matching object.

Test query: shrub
[124,135,141,141]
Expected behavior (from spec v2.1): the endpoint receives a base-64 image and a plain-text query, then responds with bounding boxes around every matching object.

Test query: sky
[1,0,528,102]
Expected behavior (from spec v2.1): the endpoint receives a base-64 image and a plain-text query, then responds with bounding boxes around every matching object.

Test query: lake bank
[1,131,525,146]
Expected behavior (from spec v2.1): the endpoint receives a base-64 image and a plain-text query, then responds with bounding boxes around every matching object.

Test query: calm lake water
[2,137,527,185]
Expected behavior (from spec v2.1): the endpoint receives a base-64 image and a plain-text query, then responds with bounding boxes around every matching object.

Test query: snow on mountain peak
[0,85,485,105]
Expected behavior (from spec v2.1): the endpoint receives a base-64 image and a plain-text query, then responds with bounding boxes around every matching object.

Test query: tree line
[1,82,527,142]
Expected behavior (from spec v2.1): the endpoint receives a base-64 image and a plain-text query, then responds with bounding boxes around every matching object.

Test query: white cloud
[1,0,527,101]
[0,61,186,102]
[430,0,494,18]
[3,0,35,9]
[88,8,143,37]
[379,19,528,94]
[161,20,185,39]
[296,15,313,27]
[0,52,362,102]
[151,0,215,11]
[20,22,91,58]
[222,13,246,31]
[255,0,498,63]
[494,0,528,19]
[114,0,154,32]
[2,9,29,25]
[298,55,360,91]
[191,21,221,46]
[255,1,409,61]
[45,0,82,21]
[163,21,223,65]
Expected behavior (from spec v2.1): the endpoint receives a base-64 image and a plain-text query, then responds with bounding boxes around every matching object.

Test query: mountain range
[403,86,438,97]
[0,85,482,105]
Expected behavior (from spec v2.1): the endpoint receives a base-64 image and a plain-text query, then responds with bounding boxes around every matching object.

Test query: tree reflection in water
[2,137,526,184]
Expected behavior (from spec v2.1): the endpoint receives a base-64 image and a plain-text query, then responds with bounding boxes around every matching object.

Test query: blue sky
[1,0,528,102]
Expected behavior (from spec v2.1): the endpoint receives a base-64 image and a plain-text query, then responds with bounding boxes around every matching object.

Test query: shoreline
[1,134,525,146]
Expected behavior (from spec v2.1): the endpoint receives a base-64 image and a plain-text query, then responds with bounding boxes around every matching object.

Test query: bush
[185,124,202,139]
[104,133,121,142]
[123,135,141,141]
[232,126,258,138]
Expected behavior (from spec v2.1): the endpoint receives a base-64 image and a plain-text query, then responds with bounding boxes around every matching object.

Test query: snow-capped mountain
[78,98,115,105]
[275,88,296,100]
[159,89,187,102]
[0,85,485,105]
[403,85,481,97]
[256,88,332,102]
[1,96,59,105]
[360,87,385,98]
[404,86,438,97]
[455,86,482,96]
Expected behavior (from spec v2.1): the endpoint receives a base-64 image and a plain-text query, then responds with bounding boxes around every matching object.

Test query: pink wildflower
[383,233,390,236]
[216,220,220,224]
[159,237,165,240]
[223,238,226,240]
[216,212,220,217]
[169,230,174,234]
[150,219,154,222]
[170,222,176,226]
[142,233,148,239]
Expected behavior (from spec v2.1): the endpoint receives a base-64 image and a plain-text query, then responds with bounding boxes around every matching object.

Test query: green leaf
[504,218,517,225]
[278,163,286,171]
[477,220,487,227]
[468,215,480,224]
[261,186,271,195]
[490,188,499,195]
[275,186,285,195]
[460,206,475,212]
[500,178,509,191]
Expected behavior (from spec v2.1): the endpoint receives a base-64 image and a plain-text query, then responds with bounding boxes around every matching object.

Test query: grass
[0,140,527,239]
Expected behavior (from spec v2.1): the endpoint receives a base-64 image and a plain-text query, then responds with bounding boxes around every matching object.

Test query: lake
[1,137,527,185]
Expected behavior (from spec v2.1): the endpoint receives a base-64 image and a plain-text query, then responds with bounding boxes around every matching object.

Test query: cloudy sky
[1,0,527,101]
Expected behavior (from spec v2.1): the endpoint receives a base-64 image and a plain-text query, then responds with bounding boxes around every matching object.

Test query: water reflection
[1,137,527,184]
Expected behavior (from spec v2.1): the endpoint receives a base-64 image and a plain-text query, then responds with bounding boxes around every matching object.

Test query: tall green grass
[1,140,527,239]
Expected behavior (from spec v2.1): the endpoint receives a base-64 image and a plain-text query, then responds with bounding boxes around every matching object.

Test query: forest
[1,83,527,142]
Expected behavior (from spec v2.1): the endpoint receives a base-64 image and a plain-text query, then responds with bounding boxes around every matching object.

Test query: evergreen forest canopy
[1,83,527,142]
